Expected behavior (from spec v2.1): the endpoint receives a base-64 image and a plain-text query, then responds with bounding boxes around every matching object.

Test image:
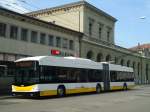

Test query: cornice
[26,1,117,22]
[26,4,83,18]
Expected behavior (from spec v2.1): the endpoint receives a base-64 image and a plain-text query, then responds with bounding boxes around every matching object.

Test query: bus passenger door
[103,64,110,91]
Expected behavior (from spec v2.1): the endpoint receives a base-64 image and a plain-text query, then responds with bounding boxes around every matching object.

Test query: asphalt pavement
[0,85,150,112]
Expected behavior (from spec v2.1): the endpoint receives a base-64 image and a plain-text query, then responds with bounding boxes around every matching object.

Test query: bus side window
[117,71,123,82]
[94,70,103,82]
[55,67,67,83]
[110,71,117,82]
[80,69,88,82]
[88,69,101,82]
[67,69,76,83]
[40,66,53,83]
[88,70,93,82]
[74,70,80,82]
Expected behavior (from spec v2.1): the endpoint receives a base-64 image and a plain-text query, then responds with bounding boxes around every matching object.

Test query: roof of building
[130,43,150,51]
[0,7,83,37]
[26,1,117,22]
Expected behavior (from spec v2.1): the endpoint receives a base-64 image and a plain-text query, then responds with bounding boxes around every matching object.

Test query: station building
[26,1,150,84]
[0,0,150,93]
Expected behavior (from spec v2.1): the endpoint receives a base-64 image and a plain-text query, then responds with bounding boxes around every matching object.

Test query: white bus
[12,56,135,97]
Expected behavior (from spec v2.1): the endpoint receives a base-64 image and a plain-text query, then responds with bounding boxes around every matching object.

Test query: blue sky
[0,0,150,48]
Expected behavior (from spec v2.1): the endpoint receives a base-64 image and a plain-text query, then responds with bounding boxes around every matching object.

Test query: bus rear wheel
[96,85,101,94]
[57,86,65,97]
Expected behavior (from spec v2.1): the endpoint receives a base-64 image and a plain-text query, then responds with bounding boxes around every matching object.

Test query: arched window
[133,61,136,69]
[138,62,140,77]
[106,54,111,62]
[127,60,130,67]
[87,51,93,59]
[114,57,118,64]
[97,53,103,62]
[120,59,124,66]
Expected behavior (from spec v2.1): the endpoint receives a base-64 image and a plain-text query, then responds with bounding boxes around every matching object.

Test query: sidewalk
[0,95,13,100]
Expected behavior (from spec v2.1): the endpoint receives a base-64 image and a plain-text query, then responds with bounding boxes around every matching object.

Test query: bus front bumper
[12,92,40,97]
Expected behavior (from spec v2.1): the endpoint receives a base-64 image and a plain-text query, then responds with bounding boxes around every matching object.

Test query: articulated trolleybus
[12,56,135,97]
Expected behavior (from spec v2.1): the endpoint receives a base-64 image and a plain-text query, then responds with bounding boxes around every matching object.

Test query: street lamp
[139,16,146,19]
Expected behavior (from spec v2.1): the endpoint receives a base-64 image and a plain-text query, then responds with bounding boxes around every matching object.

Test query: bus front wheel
[57,86,66,97]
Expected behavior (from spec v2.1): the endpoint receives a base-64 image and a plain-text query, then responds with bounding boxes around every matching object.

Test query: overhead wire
[0,0,32,13]
[17,0,40,10]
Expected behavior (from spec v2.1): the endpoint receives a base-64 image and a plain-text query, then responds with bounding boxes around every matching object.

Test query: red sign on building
[51,49,61,55]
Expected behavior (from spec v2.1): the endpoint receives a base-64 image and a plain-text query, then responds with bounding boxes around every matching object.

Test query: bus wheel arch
[57,85,66,97]
[96,83,102,93]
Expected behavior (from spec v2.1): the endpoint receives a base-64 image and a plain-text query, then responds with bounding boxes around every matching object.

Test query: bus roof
[15,56,103,70]
[109,64,133,72]
[15,56,133,72]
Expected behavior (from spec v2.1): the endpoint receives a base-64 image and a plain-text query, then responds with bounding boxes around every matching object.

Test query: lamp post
[137,16,146,84]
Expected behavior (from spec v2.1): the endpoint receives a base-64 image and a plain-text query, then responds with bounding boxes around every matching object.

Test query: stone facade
[27,1,150,84]
[27,1,116,44]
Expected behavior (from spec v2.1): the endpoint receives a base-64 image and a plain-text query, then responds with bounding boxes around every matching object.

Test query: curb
[0,95,13,100]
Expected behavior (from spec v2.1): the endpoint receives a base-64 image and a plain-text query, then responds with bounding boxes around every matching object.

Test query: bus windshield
[15,61,39,85]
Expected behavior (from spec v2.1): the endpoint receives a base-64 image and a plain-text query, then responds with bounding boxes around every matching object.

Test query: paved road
[0,85,150,112]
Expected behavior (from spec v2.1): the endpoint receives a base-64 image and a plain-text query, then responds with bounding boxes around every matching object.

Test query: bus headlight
[32,85,39,92]
[12,85,16,92]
